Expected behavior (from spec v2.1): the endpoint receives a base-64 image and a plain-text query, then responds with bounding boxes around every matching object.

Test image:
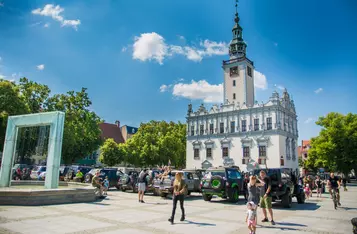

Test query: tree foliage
[0,78,102,164]
[98,121,186,168]
[305,112,357,175]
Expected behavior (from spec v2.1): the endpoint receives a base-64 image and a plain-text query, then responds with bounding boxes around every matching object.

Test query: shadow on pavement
[340,206,357,211]
[258,225,300,231]
[274,222,307,227]
[273,201,320,211]
[180,220,216,227]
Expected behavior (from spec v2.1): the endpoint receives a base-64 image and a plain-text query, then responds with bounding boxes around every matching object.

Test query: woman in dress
[315,175,323,198]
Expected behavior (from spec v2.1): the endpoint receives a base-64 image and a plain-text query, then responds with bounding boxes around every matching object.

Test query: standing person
[168,172,187,225]
[328,172,341,206]
[138,169,148,203]
[243,174,249,202]
[245,201,257,234]
[342,177,348,191]
[248,175,263,205]
[304,184,311,200]
[315,176,323,198]
[259,170,275,225]
[103,176,109,195]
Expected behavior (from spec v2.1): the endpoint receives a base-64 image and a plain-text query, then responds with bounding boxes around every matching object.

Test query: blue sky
[0,0,356,143]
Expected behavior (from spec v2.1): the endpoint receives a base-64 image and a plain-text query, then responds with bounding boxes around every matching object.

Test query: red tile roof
[302,140,311,147]
[99,122,125,144]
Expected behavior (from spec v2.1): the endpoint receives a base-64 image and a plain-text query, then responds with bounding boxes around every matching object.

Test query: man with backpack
[138,169,149,203]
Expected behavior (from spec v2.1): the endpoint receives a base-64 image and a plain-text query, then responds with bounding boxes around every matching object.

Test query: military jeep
[201,166,244,203]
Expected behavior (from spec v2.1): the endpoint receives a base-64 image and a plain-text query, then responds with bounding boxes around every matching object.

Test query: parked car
[253,168,305,208]
[201,166,244,203]
[30,166,47,180]
[85,168,121,189]
[153,170,200,198]
[65,166,92,182]
[119,171,139,192]
[59,166,71,181]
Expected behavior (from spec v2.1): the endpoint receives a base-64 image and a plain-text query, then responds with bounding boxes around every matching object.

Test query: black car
[85,168,122,189]
[253,168,305,208]
[201,166,244,203]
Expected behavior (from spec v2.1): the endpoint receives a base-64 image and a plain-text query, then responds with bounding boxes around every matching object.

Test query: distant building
[299,140,311,161]
[120,123,138,142]
[186,3,299,172]
[77,121,125,165]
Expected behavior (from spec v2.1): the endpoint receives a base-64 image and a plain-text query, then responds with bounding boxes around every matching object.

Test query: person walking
[259,170,275,225]
[246,201,258,234]
[243,174,249,202]
[168,172,187,225]
[315,176,323,198]
[138,169,148,203]
[342,177,348,191]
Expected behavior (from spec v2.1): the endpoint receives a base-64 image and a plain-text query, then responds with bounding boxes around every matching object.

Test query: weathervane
[235,0,239,14]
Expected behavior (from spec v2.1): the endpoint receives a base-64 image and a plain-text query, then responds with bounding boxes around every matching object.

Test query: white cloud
[30,21,42,27]
[159,84,169,92]
[304,117,315,124]
[314,88,323,94]
[132,32,228,64]
[275,84,285,90]
[132,32,168,65]
[121,46,127,52]
[178,35,185,40]
[44,23,50,28]
[0,56,2,61]
[254,70,268,90]
[32,4,80,30]
[172,80,223,103]
[0,74,5,79]
[37,64,45,70]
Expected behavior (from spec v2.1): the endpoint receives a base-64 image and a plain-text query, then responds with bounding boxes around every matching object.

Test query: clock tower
[223,1,255,107]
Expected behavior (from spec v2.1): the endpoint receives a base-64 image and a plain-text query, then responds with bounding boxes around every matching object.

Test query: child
[103,176,109,195]
[304,184,311,200]
[245,201,257,234]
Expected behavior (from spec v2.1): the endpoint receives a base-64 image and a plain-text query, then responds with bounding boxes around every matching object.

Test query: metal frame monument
[0,111,65,189]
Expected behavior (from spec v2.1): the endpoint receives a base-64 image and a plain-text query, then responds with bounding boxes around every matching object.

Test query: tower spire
[229,0,246,58]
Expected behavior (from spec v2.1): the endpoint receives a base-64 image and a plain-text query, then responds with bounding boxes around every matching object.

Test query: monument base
[0,181,96,205]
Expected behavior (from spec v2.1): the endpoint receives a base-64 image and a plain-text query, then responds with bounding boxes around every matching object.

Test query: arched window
[233,93,236,100]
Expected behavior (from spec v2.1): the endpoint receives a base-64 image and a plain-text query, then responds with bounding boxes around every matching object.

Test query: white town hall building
[186,4,299,172]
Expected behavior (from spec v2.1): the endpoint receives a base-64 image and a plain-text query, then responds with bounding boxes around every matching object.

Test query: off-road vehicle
[119,171,139,192]
[85,168,122,189]
[201,166,244,203]
[253,168,305,208]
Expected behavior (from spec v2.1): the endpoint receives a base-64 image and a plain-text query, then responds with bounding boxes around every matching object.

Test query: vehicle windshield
[33,166,46,172]
[227,169,242,179]
[204,171,225,178]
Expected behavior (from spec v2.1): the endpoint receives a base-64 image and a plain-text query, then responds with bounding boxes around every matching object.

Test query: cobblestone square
[0,184,356,234]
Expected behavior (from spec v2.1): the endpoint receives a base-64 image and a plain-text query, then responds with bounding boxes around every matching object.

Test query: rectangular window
[209,123,214,134]
[247,66,252,77]
[243,147,250,157]
[242,158,249,164]
[190,126,194,136]
[233,80,236,86]
[222,147,229,157]
[230,121,235,133]
[233,93,236,100]
[220,122,224,134]
[230,66,238,76]
[259,146,267,157]
[254,118,259,131]
[206,148,212,159]
[194,149,200,159]
[258,158,266,165]
[200,125,204,135]
[241,120,247,132]
[267,117,272,130]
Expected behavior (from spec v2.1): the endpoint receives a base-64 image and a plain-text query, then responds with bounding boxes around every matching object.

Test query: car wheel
[160,191,168,198]
[228,187,239,203]
[282,193,292,208]
[202,194,212,201]
[297,192,305,204]
[121,187,126,192]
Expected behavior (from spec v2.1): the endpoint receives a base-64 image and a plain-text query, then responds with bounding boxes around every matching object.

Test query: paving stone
[98,228,153,234]
[0,216,114,233]
[0,207,61,220]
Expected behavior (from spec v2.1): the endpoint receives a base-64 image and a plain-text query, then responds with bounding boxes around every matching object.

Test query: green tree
[18,77,50,113]
[0,79,29,151]
[99,138,123,166]
[46,88,102,164]
[124,121,186,168]
[305,112,357,175]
